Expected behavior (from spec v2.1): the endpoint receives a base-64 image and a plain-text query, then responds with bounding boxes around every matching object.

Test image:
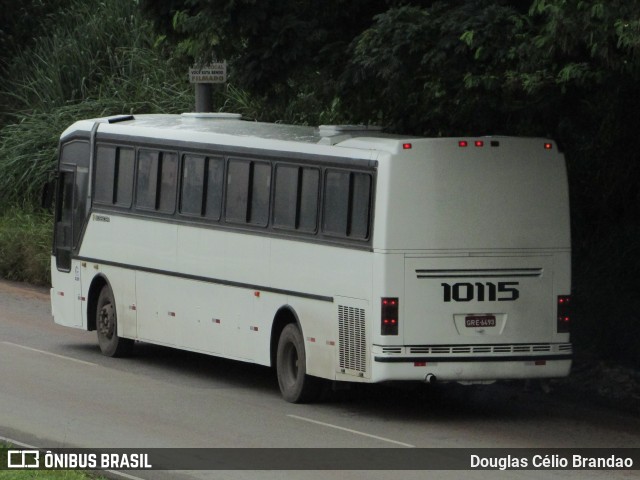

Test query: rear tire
[96,285,133,357]
[276,323,321,403]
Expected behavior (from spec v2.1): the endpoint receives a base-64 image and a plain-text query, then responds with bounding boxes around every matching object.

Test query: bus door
[53,141,90,327]
[54,168,74,272]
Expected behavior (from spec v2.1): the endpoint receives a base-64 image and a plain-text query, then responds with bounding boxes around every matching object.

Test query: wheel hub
[98,304,115,339]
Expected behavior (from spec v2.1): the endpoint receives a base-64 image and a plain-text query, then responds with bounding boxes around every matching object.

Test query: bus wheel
[96,285,133,357]
[276,323,321,403]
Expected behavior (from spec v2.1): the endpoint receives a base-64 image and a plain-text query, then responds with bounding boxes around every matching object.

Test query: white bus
[51,113,572,402]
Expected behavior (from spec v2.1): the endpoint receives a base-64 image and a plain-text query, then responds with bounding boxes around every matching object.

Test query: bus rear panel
[369,137,571,383]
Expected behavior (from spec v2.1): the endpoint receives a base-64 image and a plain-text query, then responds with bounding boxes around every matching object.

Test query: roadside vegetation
[0,0,193,288]
[0,208,51,285]
[0,468,104,480]
[0,0,638,372]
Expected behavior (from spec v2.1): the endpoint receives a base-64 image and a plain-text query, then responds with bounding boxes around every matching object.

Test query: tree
[137,0,640,364]
[0,0,67,68]
[141,0,390,120]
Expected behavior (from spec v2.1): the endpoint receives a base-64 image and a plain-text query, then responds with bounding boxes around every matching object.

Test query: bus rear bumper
[370,354,572,383]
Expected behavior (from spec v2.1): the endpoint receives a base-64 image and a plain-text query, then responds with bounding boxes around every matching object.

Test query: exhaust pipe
[424,373,437,384]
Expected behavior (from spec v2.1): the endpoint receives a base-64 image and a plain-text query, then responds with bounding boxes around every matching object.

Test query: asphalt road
[1,279,638,480]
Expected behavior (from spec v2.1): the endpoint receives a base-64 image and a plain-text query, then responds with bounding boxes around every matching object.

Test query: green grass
[0,443,107,479]
[0,470,103,480]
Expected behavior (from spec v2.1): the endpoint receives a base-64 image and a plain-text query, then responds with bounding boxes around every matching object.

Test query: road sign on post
[189,63,227,84]
[189,62,227,113]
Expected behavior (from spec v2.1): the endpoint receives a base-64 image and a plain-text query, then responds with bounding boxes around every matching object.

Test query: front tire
[276,323,321,403]
[96,285,133,357]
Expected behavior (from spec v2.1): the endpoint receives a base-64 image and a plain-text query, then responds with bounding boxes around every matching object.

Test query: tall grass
[0,208,52,286]
[0,0,182,114]
[0,0,193,207]
[0,0,193,285]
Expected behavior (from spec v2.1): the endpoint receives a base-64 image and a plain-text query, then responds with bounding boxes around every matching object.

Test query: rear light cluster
[458,140,499,147]
[557,295,571,333]
[381,297,399,335]
[458,140,553,149]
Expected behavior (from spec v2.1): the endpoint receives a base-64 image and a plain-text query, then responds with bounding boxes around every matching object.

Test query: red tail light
[381,297,399,336]
[557,295,571,333]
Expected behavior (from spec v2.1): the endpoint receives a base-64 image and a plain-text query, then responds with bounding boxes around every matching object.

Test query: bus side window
[349,173,371,239]
[95,145,116,204]
[158,152,178,213]
[322,170,372,240]
[323,170,350,236]
[273,165,319,232]
[249,162,271,226]
[181,154,206,216]
[136,150,177,213]
[226,159,250,223]
[225,159,271,226]
[204,157,224,221]
[115,148,135,207]
[136,150,159,210]
[299,168,320,232]
[95,145,134,207]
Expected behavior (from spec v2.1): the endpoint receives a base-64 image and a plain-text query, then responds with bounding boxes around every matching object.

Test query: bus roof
[61,113,558,160]
[61,113,409,151]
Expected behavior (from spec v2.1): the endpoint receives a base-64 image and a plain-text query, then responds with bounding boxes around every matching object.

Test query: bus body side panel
[79,213,375,381]
[268,240,374,381]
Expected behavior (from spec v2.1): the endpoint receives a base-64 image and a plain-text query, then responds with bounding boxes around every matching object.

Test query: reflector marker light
[403,143,412,150]
[544,143,553,150]
[557,295,571,333]
[381,297,399,336]
[458,140,468,147]
[475,140,484,147]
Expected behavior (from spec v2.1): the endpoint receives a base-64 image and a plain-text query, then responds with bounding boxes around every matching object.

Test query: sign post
[189,62,227,113]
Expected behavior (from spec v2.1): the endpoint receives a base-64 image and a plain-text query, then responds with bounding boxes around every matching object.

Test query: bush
[0,208,52,286]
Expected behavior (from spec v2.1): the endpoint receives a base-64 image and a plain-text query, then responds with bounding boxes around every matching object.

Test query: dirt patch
[0,279,50,302]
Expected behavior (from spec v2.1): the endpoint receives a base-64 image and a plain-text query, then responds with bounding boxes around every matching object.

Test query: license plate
[465,315,496,328]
